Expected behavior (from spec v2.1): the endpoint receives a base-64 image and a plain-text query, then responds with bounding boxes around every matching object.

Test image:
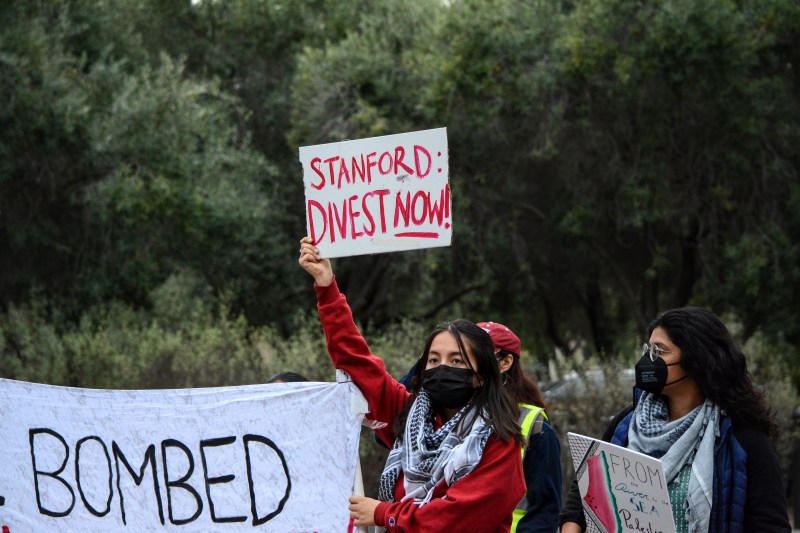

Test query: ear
[497,353,514,373]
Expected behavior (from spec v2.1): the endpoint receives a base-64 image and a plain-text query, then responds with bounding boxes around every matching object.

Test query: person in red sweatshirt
[299,236,525,532]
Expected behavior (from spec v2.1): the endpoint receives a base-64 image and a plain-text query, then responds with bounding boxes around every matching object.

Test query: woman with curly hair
[559,307,790,532]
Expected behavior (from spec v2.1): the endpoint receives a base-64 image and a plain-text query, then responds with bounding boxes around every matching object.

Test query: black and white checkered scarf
[378,389,493,504]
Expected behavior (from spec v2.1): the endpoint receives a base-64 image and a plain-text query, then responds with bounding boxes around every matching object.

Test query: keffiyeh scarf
[378,390,493,505]
[627,392,720,533]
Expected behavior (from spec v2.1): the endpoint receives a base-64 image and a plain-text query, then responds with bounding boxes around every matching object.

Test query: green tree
[0,1,296,329]
[414,0,800,358]
[549,0,800,349]
[2,0,798,385]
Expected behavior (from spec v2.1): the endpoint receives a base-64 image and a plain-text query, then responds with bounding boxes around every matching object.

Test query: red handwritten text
[308,145,432,191]
[307,184,450,245]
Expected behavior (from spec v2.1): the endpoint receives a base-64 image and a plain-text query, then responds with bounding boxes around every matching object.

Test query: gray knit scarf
[378,389,493,505]
[627,392,720,532]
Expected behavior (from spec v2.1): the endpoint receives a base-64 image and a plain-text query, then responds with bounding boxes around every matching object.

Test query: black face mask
[634,353,688,394]
[422,365,476,409]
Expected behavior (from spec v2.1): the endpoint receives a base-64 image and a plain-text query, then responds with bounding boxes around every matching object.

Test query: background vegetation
[1,0,798,501]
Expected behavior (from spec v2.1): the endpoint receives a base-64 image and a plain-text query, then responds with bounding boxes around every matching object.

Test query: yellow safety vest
[511,403,548,533]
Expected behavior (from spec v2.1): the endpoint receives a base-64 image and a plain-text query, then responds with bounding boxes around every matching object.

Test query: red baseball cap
[477,321,521,357]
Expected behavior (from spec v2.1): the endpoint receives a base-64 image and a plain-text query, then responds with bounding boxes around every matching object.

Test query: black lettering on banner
[244,434,291,526]
[29,428,76,517]
[199,436,246,524]
[161,439,203,525]
[112,441,165,525]
[75,436,113,517]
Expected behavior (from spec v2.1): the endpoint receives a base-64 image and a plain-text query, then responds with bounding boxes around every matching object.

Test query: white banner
[299,127,451,258]
[0,378,366,532]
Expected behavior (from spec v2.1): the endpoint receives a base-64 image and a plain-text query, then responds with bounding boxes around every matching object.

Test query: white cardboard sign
[299,128,451,258]
[567,432,676,533]
[0,378,366,532]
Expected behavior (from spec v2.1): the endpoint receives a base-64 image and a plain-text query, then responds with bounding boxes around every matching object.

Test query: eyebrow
[428,349,463,357]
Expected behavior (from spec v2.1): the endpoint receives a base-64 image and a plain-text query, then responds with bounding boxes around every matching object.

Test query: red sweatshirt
[316,279,525,532]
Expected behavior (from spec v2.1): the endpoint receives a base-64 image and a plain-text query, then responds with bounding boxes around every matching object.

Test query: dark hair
[395,319,522,444]
[496,349,548,410]
[266,371,309,384]
[648,307,779,441]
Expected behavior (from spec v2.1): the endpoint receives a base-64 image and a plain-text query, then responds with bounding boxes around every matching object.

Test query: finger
[299,252,315,267]
[299,243,317,256]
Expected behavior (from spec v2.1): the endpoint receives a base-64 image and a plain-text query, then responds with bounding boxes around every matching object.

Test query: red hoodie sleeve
[315,278,411,445]
[372,434,525,532]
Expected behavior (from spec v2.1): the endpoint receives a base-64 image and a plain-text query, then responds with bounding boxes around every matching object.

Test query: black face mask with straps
[422,365,476,409]
[634,353,688,394]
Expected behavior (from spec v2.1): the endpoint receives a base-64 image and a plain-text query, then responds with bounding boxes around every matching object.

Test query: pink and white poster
[299,128,451,258]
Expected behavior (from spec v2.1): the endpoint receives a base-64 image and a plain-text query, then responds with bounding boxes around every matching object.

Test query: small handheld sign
[299,127,451,258]
[567,432,676,533]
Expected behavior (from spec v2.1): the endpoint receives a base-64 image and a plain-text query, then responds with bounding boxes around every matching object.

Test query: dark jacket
[559,389,791,532]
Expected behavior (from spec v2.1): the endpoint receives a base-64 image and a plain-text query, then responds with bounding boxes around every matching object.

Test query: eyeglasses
[641,342,673,362]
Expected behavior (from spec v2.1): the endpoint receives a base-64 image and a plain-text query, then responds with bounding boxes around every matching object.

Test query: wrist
[315,273,333,287]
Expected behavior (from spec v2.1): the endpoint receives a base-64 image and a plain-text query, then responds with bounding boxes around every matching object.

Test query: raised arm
[297,236,410,444]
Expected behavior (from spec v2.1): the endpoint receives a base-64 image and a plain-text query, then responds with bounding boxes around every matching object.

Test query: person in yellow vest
[477,322,562,533]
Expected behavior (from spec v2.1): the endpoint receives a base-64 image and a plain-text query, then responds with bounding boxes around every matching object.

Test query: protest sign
[0,378,366,532]
[567,432,676,533]
[299,127,451,258]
